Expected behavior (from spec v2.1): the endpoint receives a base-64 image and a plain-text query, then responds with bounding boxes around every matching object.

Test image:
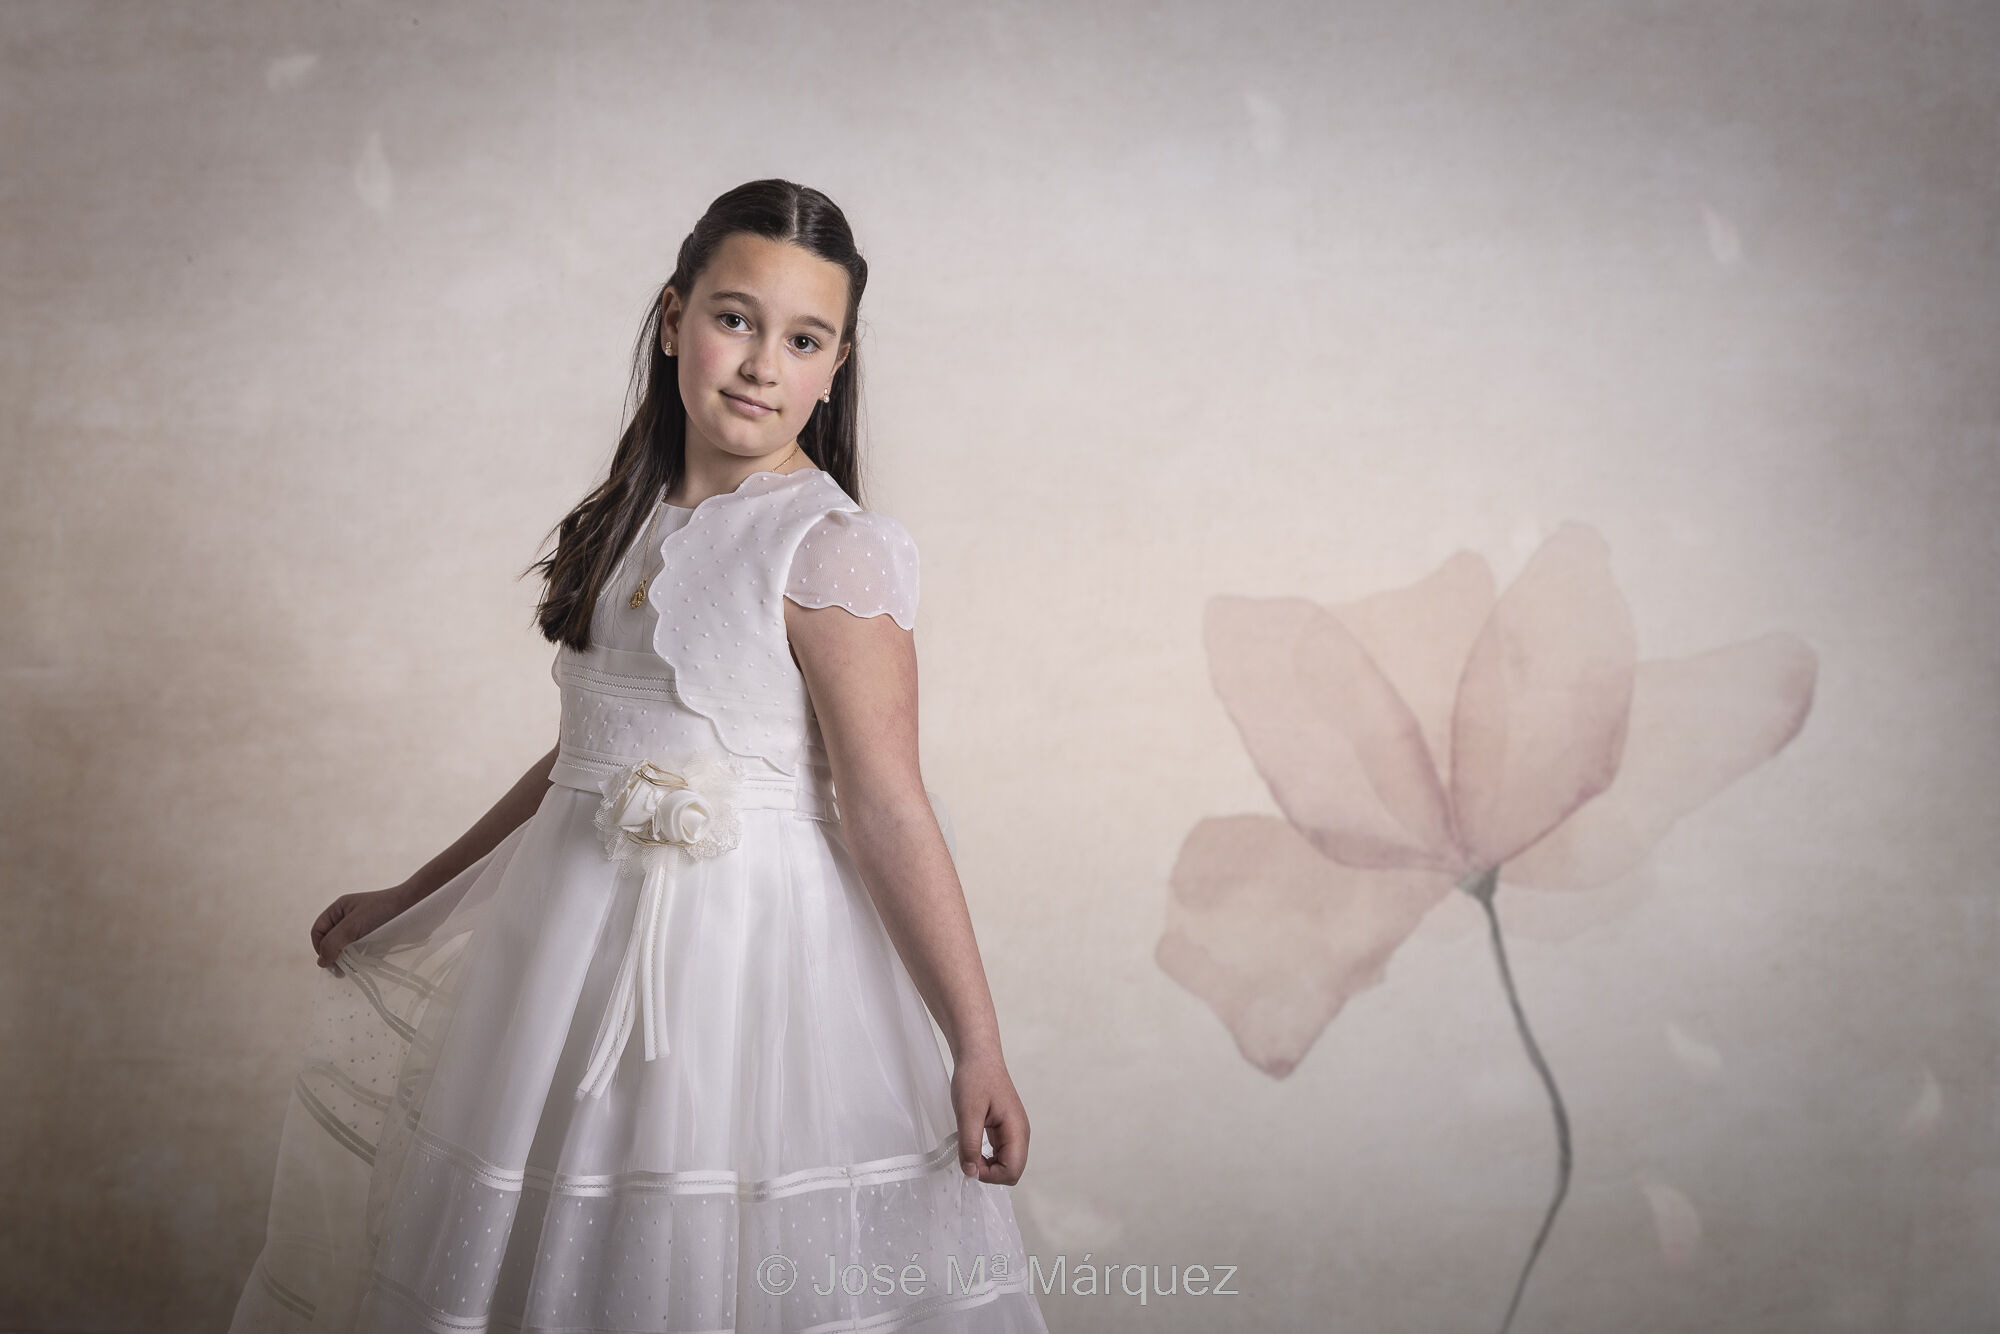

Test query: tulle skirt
[230,781,1047,1333]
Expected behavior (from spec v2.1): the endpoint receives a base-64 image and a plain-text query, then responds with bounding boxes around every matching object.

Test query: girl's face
[662,232,852,467]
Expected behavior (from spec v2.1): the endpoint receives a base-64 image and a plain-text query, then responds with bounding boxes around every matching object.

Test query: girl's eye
[716,311,816,352]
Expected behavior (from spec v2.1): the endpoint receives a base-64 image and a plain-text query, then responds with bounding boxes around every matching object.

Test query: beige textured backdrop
[5,2,1995,1330]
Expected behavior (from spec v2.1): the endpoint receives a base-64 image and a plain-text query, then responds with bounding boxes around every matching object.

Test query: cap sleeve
[784,509,920,630]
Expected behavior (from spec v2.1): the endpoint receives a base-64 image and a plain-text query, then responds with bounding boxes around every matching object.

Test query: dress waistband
[548,745,839,823]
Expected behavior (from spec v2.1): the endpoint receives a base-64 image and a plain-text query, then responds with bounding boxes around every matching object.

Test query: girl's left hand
[310,884,414,976]
[950,1053,1031,1185]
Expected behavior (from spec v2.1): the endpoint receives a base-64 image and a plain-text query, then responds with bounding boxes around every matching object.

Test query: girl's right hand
[311,886,413,977]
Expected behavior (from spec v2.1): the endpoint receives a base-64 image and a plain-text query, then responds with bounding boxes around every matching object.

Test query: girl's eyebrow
[706,289,840,339]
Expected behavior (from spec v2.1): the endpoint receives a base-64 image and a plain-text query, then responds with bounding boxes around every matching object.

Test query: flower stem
[1460,866,1572,1334]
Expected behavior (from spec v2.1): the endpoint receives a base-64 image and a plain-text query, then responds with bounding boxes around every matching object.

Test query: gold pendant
[629,580,648,609]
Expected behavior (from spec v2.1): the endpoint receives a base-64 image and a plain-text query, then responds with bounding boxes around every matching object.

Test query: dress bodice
[545,468,920,820]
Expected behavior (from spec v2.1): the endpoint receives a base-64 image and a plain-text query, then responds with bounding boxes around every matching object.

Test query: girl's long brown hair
[523,179,870,652]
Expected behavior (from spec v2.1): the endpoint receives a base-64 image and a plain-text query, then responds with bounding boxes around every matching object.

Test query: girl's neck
[667,445,818,509]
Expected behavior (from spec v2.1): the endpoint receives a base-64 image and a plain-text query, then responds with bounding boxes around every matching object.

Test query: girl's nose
[741,338,780,382]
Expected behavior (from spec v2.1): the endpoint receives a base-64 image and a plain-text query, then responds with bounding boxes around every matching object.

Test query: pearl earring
[663,339,675,356]
[820,386,831,402]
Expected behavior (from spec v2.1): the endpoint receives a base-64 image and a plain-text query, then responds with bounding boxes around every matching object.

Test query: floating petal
[264,52,318,91]
[1895,1068,1943,1144]
[1011,1185,1126,1252]
[1665,1021,1725,1082]
[353,129,393,215]
[1636,1170,1703,1269]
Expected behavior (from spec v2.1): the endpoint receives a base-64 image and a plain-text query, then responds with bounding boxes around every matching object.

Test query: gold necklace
[629,447,804,609]
[628,492,671,609]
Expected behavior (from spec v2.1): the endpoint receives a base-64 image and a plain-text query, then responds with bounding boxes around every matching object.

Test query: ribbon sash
[576,855,683,1101]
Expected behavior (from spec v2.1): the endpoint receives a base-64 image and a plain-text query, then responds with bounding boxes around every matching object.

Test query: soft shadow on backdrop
[5,2,1996,1331]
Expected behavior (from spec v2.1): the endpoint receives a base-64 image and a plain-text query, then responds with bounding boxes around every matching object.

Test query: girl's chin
[694,425,779,458]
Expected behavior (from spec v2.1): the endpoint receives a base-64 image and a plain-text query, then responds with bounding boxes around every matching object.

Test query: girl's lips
[723,391,774,417]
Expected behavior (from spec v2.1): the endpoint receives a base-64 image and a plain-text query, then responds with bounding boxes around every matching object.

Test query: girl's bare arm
[394,741,561,909]
[784,599,1030,1184]
[314,741,561,973]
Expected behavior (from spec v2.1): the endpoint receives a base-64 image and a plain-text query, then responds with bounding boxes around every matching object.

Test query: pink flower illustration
[1156,520,1816,1330]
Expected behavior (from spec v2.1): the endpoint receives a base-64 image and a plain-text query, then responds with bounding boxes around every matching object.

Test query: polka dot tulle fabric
[785,506,920,632]
[231,470,1047,1333]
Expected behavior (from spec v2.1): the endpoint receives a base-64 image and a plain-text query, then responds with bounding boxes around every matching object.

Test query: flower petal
[1450,522,1637,867]
[1635,1170,1704,1269]
[1205,596,1459,871]
[610,780,658,831]
[1503,633,1817,890]
[1325,549,1497,797]
[1156,814,1452,1077]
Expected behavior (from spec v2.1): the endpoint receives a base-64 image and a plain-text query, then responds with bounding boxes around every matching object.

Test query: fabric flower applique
[593,753,746,866]
[579,751,748,1101]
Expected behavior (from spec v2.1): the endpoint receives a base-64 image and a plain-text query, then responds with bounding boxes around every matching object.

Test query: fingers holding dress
[310,886,412,977]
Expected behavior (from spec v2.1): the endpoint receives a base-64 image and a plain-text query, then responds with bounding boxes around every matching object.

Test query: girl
[230,179,1048,1333]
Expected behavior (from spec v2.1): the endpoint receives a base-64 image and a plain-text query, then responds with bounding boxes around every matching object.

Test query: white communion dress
[229,467,1048,1334]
